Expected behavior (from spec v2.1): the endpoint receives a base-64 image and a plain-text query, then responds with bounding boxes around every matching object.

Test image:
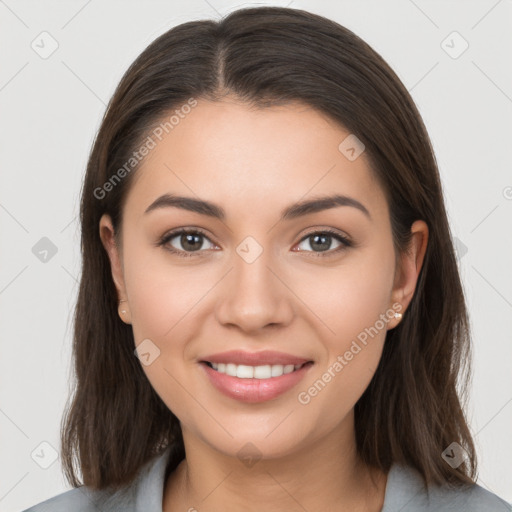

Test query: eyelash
[157,228,353,258]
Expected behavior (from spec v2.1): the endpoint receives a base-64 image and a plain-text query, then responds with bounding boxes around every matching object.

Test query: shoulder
[20,485,137,512]
[21,487,82,512]
[21,447,173,512]
[382,463,512,511]
[427,481,512,511]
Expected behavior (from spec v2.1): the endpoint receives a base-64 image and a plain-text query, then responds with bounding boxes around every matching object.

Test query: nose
[215,245,294,334]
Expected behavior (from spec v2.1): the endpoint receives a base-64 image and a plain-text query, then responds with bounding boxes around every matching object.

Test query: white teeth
[209,362,303,378]
[254,365,272,379]
[236,365,254,378]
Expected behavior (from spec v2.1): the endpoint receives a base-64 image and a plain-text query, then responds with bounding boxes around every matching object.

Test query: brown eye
[295,230,352,255]
[159,229,216,257]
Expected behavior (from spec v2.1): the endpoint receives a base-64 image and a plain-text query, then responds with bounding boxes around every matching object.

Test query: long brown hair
[61,5,477,492]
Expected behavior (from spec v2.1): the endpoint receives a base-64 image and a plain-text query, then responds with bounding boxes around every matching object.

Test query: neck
[163,413,388,512]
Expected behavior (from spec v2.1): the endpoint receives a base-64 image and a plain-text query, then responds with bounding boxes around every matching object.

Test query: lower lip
[200,362,313,403]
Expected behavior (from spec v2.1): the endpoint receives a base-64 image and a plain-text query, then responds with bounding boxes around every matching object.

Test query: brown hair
[61,5,477,492]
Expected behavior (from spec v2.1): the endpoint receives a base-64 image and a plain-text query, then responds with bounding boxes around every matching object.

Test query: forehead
[122,98,388,223]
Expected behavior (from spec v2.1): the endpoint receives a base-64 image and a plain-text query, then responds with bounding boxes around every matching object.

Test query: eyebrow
[144,193,371,221]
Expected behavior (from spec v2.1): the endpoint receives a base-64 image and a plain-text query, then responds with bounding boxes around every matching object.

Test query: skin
[100,96,428,512]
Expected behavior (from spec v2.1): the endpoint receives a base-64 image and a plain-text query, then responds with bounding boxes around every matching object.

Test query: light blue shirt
[22,446,512,511]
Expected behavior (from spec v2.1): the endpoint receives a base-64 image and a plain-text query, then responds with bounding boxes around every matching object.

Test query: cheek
[292,248,395,401]
[123,241,211,343]
[124,249,206,425]
[292,249,395,344]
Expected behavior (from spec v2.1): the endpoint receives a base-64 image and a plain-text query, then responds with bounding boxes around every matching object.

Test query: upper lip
[200,350,312,366]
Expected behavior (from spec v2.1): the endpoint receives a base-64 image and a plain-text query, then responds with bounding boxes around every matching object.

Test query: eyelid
[298,227,352,243]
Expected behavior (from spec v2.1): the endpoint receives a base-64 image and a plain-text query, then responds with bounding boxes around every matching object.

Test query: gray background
[1,0,511,510]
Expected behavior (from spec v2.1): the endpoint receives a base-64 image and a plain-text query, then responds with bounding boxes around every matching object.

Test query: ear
[389,219,429,324]
[99,213,127,302]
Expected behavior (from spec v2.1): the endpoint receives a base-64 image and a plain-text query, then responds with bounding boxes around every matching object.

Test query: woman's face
[100,97,426,460]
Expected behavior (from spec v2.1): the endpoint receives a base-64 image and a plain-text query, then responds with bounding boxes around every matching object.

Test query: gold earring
[394,312,403,321]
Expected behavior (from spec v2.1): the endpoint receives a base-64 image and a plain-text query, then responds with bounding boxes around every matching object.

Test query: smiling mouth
[202,361,313,379]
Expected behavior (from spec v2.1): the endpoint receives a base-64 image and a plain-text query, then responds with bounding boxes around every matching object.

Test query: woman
[23,6,511,512]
